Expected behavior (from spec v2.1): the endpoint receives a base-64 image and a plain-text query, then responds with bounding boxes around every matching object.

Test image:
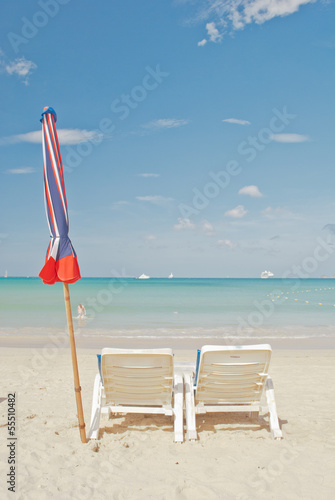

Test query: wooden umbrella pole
[63,283,87,443]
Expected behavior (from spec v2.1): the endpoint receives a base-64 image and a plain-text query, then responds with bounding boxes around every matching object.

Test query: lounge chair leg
[173,373,184,443]
[88,373,102,440]
[184,372,197,440]
[265,377,282,440]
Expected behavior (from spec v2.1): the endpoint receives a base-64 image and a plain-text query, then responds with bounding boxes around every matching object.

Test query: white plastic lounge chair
[184,344,282,440]
[88,348,184,442]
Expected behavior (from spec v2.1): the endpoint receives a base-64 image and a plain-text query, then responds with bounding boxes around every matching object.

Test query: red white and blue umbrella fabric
[38,106,86,443]
[39,106,81,285]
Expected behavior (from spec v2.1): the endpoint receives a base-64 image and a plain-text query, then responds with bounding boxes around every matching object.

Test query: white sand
[1,346,334,499]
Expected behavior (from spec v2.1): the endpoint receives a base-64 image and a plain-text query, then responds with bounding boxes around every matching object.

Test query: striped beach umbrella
[39,106,86,443]
[39,106,80,285]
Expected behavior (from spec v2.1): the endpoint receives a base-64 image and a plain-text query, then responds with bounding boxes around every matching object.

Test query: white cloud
[201,220,216,236]
[142,118,189,130]
[173,217,216,234]
[5,58,36,77]
[217,239,237,249]
[206,22,222,42]
[240,0,315,26]
[222,118,251,125]
[0,129,102,146]
[173,218,196,230]
[238,185,263,197]
[136,195,174,205]
[224,205,248,218]
[198,21,222,46]
[137,173,160,178]
[57,129,102,145]
[271,133,310,143]
[5,167,35,174]
[1,54,37,85]
[189,0,315,36]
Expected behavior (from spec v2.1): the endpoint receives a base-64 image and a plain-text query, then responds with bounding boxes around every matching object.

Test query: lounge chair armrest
[173,372,184,443]
[184,371,197,440]
[265,377,283,440]
[88,373,102,440]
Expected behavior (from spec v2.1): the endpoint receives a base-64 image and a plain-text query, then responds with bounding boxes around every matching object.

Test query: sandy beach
[1,344,334,500]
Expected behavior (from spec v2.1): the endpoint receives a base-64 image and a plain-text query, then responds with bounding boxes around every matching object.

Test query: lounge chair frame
[88,348,184,443]
[184,344,282,440]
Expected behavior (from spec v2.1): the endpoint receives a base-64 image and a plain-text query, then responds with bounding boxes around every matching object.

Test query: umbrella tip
[40,106,57,123]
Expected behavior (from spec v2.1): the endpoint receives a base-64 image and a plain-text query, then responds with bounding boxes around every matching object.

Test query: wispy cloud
[222,118,250,125]
[144,234,157,241]
[216,239,237,249]
[110,201,129,210]
[142,118,190,130]
[136,195,174,205]
[5,58,37,85]
[0,50,37,85]
[173,218,196,230]
[5,167,36,174]
[238,185,263,197]
[190,0,316,36]
[173,217,215,234]
[271,133,310,143]
[224,205,248,219]
[201,219,216,236]
[261,206,300,220]
[0,129,102,146]
[137,173,160,178]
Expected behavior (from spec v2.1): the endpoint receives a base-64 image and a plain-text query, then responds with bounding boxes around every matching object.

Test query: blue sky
[1,0,335,278]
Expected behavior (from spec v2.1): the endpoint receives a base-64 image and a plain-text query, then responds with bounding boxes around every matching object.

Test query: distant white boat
[168,273,173,279]
[4,270,8,278]
[138,273,150,279]
[261,270,274,279]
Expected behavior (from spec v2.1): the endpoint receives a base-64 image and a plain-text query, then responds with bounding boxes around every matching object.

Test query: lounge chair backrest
[195,344,272,405]
[101,348,174,406]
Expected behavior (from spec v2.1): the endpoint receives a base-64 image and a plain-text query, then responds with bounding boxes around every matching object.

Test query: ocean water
[1,278,335,343]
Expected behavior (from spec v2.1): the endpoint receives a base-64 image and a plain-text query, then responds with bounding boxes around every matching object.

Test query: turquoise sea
[1,278,335,345]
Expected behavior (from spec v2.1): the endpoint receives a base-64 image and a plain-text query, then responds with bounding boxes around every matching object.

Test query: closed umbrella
[39,106,86,443]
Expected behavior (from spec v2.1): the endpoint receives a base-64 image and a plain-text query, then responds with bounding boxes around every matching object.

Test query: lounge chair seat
[88,348,184,442]
[184,344,282,440]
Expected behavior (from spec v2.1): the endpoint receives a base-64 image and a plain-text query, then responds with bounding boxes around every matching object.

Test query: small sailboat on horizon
[168,273,174,279]
[4,270,8,278]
